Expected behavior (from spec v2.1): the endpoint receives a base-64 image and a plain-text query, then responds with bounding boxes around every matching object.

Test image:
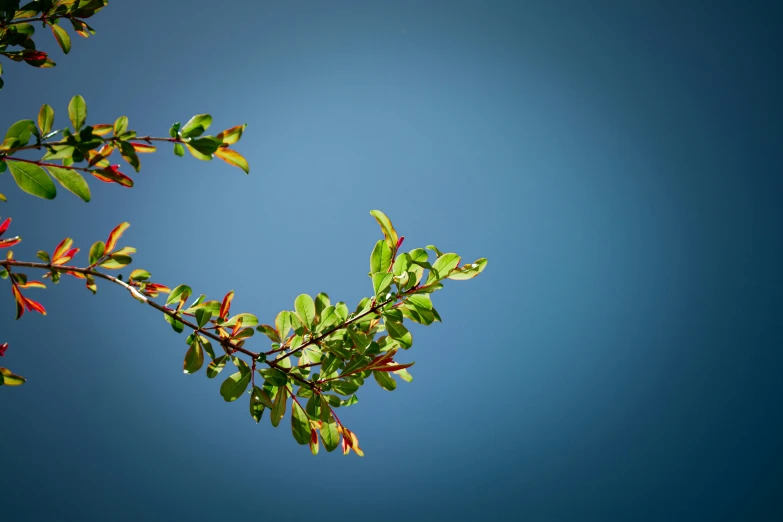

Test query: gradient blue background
[2,1,782,520]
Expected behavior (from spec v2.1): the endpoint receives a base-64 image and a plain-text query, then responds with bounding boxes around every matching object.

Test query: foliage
[0,1,487,455]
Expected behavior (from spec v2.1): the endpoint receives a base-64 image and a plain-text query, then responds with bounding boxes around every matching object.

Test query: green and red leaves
[370,210,398,253]
[216,124,246,145]
[0,367,26,386]
[51,237,78,265]
[104,222,129,254]
[214,147,249,174]
[51,22,71,54]
[92,164,133,187]
[219,290,234,321]
[11,281,46,320]
[0,217,21,249]
[166,285,193,311]
[448,258,488,280]
[338,425,364,457]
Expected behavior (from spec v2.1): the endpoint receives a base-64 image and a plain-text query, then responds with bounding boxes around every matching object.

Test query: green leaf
[5,119,37,145]
[181,114,212,138]
[249,386,267,423]
[447,258,488,280]
[164,313,185,333]
[220,371,251,402]
[253,387,274,408]
[341,394,360,407]
[394,368,413,382]
[258,368,288,387]
[271,386,287,427]
[36,251,50,262]
[206,355,228,378]
[51,23,71,54]
[426,253,461,284]
[372,273,393,297]
[346,329,372,355]
[5,160,56,199]
[183,340,204,374]
[38,104,54,135]
[370,239,393,274]
[330,380,360,396]
[196,308,211,328]
[256,324,280,343]
[385,320,412,349]
[118,141,140,172]
[222,313,258,328]
[320,418,340,452]
[129,269,150,282]
[373,370,397,391]
[45,166,90,202]
[188,136,222,156]
[166,284,192,306]
[275,311,292,341]
[68,95,87,131]
[426,245,444,257]
[294,294,316,329]
[314,292,330,320]
[291,403,310,445]
[200,336,216,359]
[407,294,432,310]
[99,255,132,269]
[0,367,26,386]
[113,116,128,136]
[88,241,104,265]
[370,210,398,251]
[173,143,184,156]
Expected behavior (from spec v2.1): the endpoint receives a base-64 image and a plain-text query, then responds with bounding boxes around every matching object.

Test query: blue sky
[1,1,782,520]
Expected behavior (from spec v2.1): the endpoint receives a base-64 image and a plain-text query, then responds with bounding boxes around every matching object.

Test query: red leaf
[0,236,21,248]
[11,285,24,320]
[219,290,234,320]
[91,165,133,187]
[0,217,10,236]
[52,237,73,261]
[24,297,46,315]
[0,343,7,357]
[104,222,130,254]
[18,280,46,289]
[53,247,79,265]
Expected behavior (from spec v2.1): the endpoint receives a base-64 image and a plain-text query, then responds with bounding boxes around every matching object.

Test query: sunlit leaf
[51,23,71,54]
[214,148,249,174]
[46,166,90,202]
[68,95,87,131]
[5,160,56,199]
[370,210,398,252]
